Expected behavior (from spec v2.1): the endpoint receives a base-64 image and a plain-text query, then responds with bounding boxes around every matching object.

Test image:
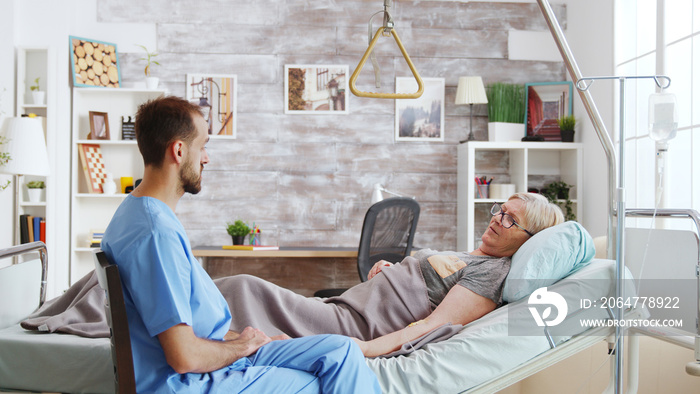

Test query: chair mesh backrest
[93,251,136,394]
[357,197,420,281]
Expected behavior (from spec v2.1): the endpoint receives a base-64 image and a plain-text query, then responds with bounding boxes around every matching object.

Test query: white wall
[0,0,614,292]
[0,0,17,263]
[0,0,155,294]
[562,0,614,240]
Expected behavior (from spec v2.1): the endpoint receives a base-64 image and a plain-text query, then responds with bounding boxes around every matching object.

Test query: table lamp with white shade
[0,117,50,245]
[455,76,488,142]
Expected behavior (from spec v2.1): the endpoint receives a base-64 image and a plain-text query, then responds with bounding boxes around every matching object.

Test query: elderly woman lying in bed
[220,192,564,357]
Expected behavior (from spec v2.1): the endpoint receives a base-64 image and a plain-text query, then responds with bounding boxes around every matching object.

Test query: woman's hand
[367,260,393,280]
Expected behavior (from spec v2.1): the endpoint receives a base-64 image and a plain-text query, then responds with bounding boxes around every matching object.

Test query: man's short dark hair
[135,96,204,167]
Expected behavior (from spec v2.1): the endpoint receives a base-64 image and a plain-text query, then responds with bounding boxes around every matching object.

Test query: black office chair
[93,251,136,394]
[314,197,420,297]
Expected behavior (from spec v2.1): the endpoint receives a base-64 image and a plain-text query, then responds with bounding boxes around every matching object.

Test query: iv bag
[648,93,678,143]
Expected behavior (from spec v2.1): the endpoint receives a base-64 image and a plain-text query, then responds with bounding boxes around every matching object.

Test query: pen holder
[249,231,261,246]
[475,185,489,199]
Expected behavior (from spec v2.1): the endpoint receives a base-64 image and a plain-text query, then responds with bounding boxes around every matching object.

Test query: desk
[193,247,361,296]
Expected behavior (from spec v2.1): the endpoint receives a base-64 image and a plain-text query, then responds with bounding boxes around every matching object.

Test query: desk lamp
[0,117,50,245]
[455,76,488,142]
[371,183,414,204]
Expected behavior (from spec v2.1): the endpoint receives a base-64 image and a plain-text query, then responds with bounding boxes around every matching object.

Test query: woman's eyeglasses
[490,203,534,237]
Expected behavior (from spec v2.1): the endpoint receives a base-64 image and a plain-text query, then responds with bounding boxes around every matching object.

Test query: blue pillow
[502,221,595,303]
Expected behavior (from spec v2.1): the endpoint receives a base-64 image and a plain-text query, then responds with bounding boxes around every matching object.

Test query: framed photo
[284,65,348,114]
[395,77,445,142]
[524,81,574,141]
[186,74,238,139]
[88,111,110,140]
[69,36,121,88]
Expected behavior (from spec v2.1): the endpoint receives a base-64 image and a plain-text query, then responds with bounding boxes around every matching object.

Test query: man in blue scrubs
[101,96,381,393]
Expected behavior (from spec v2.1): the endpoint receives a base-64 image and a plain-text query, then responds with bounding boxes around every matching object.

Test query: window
[615,0,700,230]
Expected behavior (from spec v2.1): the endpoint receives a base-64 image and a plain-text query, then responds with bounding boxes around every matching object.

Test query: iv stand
[576,74,671,394]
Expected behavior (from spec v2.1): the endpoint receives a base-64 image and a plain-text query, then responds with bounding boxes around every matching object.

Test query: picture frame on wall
[186,74,238,139]
[284,65,348,114]
[69,36,121,88]
[395,77,445,142]
[88,111,110,140]
[524,81,574,141]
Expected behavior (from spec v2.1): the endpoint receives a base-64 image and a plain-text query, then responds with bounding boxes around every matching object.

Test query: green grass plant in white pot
[486,82,525,142]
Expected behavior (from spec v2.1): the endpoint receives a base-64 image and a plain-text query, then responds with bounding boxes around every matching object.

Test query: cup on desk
[489,184,516,200]
[475,185,489,199]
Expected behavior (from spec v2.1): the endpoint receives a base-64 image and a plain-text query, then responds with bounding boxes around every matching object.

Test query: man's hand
[367,260,393,280]
[227,326,272,357]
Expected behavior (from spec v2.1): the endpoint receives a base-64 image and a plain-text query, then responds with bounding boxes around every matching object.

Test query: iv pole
[576,75,671,394]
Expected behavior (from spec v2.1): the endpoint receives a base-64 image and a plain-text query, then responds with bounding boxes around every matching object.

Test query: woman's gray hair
[508,192,565,235]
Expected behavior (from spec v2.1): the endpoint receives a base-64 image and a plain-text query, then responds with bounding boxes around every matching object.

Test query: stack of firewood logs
[71,38,120,88]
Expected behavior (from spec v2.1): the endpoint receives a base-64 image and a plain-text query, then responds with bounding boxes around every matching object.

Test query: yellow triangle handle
[349,27,424,99]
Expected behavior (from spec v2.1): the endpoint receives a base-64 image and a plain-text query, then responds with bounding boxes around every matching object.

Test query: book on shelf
[19,214,30,244]
[222,245,280,251]
[90,229,105,248]
[33,217,41,243]
[39,219,46,243]
[27,215,34,242]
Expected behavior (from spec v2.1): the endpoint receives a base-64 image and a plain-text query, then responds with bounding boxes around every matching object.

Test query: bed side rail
[0,241,48,306]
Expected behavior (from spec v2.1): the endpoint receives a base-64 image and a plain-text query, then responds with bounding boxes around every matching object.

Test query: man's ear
[169,140,185,164]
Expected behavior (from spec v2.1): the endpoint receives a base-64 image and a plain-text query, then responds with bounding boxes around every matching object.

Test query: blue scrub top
[102,195,232,393]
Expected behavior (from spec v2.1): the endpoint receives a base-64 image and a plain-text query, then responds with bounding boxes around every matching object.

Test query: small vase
[232,235,245,245]
[31,91,45,105]
[145,77,159,90]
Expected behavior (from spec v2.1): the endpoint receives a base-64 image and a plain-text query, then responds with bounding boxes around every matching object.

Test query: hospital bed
[0,229,649,393]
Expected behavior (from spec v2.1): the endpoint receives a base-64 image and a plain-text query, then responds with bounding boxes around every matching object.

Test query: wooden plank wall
[99,0,566,251]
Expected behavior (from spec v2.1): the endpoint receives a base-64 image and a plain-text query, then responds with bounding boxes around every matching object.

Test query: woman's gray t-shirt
[413,249,511,309]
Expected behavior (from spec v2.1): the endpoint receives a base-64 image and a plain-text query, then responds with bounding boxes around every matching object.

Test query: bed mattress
[0,323,113,393]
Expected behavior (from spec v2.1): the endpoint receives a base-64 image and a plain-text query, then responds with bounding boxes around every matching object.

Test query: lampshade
[455,76,488,105]
[0,117,50,176]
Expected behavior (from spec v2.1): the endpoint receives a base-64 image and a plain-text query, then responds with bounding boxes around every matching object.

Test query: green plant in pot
[137,44,160,89]
[226,220,250,245]
[30,77,45,105]
[541,181,576,221]
[557,115,576,142]
[486,82,525,141]
[26,180,45,203]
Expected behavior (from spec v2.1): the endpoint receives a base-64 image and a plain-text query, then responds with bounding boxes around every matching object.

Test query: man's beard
[180,158,202,195]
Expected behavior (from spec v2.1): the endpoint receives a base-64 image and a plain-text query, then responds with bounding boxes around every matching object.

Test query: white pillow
[502,221,595,303]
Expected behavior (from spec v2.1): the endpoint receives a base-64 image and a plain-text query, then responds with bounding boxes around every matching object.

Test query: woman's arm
[355,284,496,357]
[158,324,273,374]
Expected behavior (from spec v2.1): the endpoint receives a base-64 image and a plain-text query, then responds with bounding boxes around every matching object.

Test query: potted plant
[226,220,251,245]
[542,180,576,221]
[486,82,526,142]
[557,115,576,142]
[137,45,160,90]
[26,180,45,203]
[30,77,45,105]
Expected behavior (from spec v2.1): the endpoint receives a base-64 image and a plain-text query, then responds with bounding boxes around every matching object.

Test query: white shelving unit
[14,47,52,251]
[69,87,165,283]
[457,141,583,251]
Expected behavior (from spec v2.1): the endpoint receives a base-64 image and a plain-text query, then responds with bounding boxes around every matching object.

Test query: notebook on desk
[222,245,280,251]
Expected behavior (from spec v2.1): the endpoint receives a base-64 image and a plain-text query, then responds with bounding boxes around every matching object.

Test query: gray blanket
[21,257,462,356]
